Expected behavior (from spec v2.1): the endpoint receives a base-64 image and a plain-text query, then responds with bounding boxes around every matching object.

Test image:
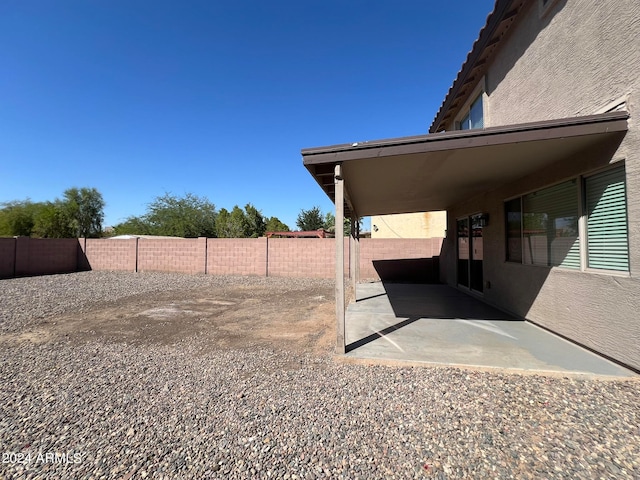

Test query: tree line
[296,205,360,234]
[0,189,356,239]
[114,193,290,238]
[0,187,104,238]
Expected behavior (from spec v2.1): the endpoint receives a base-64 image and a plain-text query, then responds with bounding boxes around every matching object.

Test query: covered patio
[343,282,634,376]
[302,111,632,374]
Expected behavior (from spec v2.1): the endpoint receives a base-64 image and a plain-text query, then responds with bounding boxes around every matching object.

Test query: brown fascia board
[302,111,629,165]
[428,0,519,134]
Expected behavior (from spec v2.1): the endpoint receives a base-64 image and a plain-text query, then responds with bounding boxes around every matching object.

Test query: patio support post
[355,216,360,285]
[335,163,346,354]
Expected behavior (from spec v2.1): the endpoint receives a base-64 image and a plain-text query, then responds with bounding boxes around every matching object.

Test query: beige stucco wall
[484,0,639,126]
[371,212,446,239]
[441,0,640,370]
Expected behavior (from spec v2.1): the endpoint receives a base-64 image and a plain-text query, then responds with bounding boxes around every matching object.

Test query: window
[522,180,580,269]
[505,165,629,273]
[505,198,523,263]
[539,0,560,17]
[459,94,484,130]
[585,166,629,271]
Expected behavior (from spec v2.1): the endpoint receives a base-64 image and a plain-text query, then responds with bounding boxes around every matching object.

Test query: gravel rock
[1,272,639,479]
[0,271,331,335]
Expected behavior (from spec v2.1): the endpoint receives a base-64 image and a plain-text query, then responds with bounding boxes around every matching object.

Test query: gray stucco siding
[438,0,640,370]
[443,153,639,370]
[484,0,640,126]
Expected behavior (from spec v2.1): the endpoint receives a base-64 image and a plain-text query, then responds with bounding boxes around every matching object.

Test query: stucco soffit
[302,111,628,217]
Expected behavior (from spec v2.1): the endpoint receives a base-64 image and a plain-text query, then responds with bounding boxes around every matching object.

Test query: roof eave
[304,111,629,164]
[302,111,629,217]
[428,0,524,133]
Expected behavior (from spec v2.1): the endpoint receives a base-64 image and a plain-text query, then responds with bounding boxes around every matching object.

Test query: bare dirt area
[2,273,640,479]
[1,275,336,356]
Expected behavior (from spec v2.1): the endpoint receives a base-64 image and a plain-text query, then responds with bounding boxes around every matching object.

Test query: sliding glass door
[457,214,484,293]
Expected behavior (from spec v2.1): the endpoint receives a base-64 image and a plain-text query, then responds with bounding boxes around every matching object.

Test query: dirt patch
[1,282,336,355]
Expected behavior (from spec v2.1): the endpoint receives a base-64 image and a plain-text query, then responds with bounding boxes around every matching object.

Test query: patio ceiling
[302,111,628,218]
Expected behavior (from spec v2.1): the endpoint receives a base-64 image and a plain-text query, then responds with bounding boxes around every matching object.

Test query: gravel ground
[1,272,639,479]
[0,272,332,335]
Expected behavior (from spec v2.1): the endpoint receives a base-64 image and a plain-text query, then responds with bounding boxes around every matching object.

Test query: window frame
[504,163,630,276]
[455,78,486,131]
[505,197,523,263]
[539,0,561,18]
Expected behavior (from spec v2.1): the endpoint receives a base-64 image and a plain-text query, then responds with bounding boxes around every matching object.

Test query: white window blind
[585,166,629,271]
[522,180,580,269]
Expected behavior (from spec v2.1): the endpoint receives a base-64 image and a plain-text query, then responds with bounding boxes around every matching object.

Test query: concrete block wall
[266,238,348,278]
[0,238,16,278]
[9,238,79,277]
[0,237,444,280]
[359,237,444,280]
[83,238,137,272]
[137,238,207,274]
[207,238,267,276]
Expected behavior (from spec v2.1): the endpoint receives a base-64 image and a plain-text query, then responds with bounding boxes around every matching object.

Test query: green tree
[229,206,250,237]
[296,206,324,231]
[113,216,153,236]
[323,211,362,236]
[244,203,266,238]
[216,206,250,238]
[32,202,74,238]
[113,193,216,237]
[323,212,334,231]
[145,193,216,237]
[0,187,105,238]
[0,200,36,237]
[62,187,105,238]
[214,208,230,238]
[265,216,290,233]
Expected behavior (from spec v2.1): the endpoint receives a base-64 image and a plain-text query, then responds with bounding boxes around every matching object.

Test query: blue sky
[1,0,495,230]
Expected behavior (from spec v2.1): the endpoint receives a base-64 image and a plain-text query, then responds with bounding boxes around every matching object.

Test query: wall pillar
[335,164,346,354]
[265,236,269,277]
[197,237,208,274]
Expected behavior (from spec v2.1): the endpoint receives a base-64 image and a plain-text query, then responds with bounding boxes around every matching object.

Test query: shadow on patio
[344,282,635,377]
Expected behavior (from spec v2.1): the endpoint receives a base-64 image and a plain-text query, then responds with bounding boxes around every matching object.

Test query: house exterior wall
[371,212,446,238]
[485,0,639,128]
[443,142,640,369]
[440,0,640,370]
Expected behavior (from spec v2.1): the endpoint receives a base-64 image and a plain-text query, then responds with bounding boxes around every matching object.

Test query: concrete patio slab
[344,282,636,377]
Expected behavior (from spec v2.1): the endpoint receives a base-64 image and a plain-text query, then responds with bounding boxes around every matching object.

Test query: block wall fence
[0,237,444,280]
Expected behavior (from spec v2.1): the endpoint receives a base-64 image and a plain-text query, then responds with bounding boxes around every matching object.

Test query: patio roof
[302,111,628,354]
[302,111,628,218]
